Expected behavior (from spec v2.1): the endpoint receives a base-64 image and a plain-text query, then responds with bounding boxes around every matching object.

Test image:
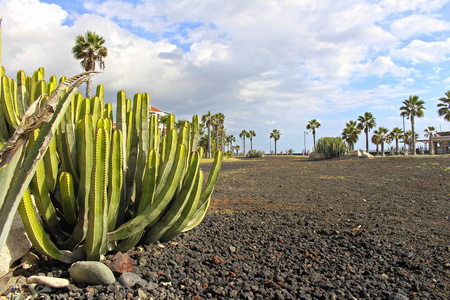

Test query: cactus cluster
[0,68,222,263]
[0,67,94,256]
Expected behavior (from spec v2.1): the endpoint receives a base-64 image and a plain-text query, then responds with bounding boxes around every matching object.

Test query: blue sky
[1,0,450,153]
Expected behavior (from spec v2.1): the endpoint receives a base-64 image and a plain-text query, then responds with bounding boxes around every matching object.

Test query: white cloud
[391,38,450,63]
[391,14,450,39]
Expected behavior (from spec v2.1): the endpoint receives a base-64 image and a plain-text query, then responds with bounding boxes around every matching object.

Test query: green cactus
[0,69,95,256]
[2,66,222,262]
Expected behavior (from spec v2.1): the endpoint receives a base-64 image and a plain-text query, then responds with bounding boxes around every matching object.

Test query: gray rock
[390,292,409,300]
[308,152,325,161]
[0,212,33,276]
[26,275,70,288]
[69,261,116,285]
[118,272,147,288]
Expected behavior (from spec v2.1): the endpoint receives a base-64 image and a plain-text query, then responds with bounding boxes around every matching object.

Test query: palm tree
[233,145,240,156]
[175,119,188,129]
[213,113,225,151]
[341,120,361,151]
[269,129,281,155]
[239,130,249,155]
[72,30,107,98]
[225,135,235,152]
[437,90,450,121]
[402,130,419,153]
[390,127,403,154]
[249,130,256,151]
[201,111,213,158]
[306,119,321,150]
[424,126,436,155]
[372,131,382,155]
[374,127,390,156]
[357,112,377,153]
[399,95,426,155]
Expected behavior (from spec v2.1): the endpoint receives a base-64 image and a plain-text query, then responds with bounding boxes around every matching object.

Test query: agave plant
[0,67,95,256]
[18,85,222,262]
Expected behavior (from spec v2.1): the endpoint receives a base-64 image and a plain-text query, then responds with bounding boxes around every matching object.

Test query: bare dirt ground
[209,155,450,250]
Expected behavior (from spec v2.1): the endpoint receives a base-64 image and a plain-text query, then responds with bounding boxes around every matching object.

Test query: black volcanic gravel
[23,210,449,300]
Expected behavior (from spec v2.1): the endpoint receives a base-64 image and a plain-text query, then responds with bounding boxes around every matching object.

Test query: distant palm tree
[374,127,390,156]
[424,126,436,155]
[225,135,235,152]
[437,90,450,121]
[269,129,281,155]
[306,119,321,151]
[399,95,426,155]
[390,127,403,154]
[175,119,188,129]
[202,111,213,158]
[402,130,419,153]
[249,130,256,151]
[372,131,382,155]
[239,130,249,155]
[233,145,240,156]
[357,112,377,153]
[342,120,360,151]
[72,30,107,98]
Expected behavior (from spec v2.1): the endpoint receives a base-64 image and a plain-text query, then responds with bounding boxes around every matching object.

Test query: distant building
[112,105,169,128]
[430,131,450,154]
[149,105,169,120]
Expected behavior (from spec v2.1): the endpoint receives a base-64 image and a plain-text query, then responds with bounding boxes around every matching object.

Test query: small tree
[249,130,256,151]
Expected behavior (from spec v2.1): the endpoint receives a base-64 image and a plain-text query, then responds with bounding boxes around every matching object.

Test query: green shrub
[315,137,347,159]
[225,150,233,158]
[247,150,265,157]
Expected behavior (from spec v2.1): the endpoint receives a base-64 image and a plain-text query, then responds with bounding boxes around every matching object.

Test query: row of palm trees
[340,96,425,155]
[238,130,257,154]
[307,92,450,155]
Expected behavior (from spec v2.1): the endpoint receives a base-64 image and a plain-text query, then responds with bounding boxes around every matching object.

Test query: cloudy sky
[1,0,450,153]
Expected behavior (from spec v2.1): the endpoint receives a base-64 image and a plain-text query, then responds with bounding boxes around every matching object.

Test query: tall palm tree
[306,119,321,150]
[374,127,390,156]
[437,90,450,121]
[213,113,225,151]
[249,130,256,151]
[399,95,426,155]
[239,130,249,155]
[72,30,107,98]
[341,120,361,151]
[390,127,403,154]
[201,111,213,158]
[357,112,377,153]
[269,129,281,155]
[424,126,436,155]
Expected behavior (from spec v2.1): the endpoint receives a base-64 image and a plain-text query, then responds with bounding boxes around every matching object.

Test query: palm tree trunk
[429,135,434,155]
[274,140,277,155]
[215,127,219,152]
[411,117,416,155]
[365,129,369,153]
[86,78,92,99]
[313,132,316,151]
[250,138,253,151]
[207,124,211,158]
[381,143,385,156]
[396,139,399,155]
